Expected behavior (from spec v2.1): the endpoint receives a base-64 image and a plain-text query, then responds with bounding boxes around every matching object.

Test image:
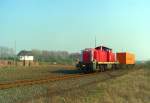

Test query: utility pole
[95,36,97,48]
[0,47,1,59]
[14,40,16,67]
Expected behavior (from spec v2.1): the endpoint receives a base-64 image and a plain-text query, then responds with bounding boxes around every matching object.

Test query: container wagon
[77,46,135,73]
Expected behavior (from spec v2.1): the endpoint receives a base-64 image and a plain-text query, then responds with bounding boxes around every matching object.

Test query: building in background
[17,50,34,66]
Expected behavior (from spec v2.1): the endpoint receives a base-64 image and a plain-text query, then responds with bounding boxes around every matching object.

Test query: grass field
[85,68,150,103]
[26,65,150,103]
[0,65,76,82]
[0,64,149,103]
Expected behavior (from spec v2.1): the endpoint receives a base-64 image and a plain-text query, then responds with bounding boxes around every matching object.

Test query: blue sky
[0,0,150,60]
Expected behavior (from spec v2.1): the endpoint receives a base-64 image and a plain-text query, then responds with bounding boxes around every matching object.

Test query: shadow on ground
[51,69,82,74]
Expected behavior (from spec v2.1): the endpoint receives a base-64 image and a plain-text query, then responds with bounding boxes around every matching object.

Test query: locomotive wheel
[91,61,97,72]
[112,64,117,71]
[99,65,106,72]
[83,64,93,73]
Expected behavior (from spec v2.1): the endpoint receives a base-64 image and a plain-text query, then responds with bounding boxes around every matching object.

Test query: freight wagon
[77,46,135,73]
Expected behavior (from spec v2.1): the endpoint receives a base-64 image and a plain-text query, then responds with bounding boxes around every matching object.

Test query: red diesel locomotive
[77,46,135,72]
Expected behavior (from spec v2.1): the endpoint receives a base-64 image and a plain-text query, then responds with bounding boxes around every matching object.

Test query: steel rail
[0,72,98,90]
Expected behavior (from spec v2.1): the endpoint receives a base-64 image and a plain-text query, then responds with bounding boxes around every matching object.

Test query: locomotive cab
[79,46,116,72]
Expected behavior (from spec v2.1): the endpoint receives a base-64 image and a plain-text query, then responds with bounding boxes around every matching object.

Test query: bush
[145,61,150,68]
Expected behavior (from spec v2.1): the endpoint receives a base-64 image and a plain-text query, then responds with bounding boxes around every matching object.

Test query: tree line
[0,46,15,60]
[31,49,80,65]
[0,46,80,65]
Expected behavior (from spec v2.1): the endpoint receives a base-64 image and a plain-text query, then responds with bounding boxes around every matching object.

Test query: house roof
[17,50,33,56]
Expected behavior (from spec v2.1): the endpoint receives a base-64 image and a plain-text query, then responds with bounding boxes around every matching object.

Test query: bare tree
[0,46,15,59]
[30,49,80,64]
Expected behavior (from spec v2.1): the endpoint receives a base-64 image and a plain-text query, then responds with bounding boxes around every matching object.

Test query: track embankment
[0,67,136,90]
[0,72,98,90]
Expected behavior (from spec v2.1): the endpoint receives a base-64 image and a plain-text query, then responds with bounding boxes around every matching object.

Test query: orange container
[116,52,135,64]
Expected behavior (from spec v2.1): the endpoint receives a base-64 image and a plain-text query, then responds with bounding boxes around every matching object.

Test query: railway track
[0,72,98,90]
[19,68,135,103]
[0,67,136,90]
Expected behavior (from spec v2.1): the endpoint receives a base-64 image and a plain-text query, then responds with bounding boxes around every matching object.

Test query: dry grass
[0,65,75,82]
[0,65,149,103]
[30,68,150,103]
[97,68,150,103]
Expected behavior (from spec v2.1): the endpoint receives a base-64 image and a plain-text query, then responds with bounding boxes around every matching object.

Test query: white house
[18,50,34,61]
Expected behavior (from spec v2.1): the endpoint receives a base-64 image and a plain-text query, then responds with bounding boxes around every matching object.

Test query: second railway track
[0,68,135,90]
[0,72,99,90]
